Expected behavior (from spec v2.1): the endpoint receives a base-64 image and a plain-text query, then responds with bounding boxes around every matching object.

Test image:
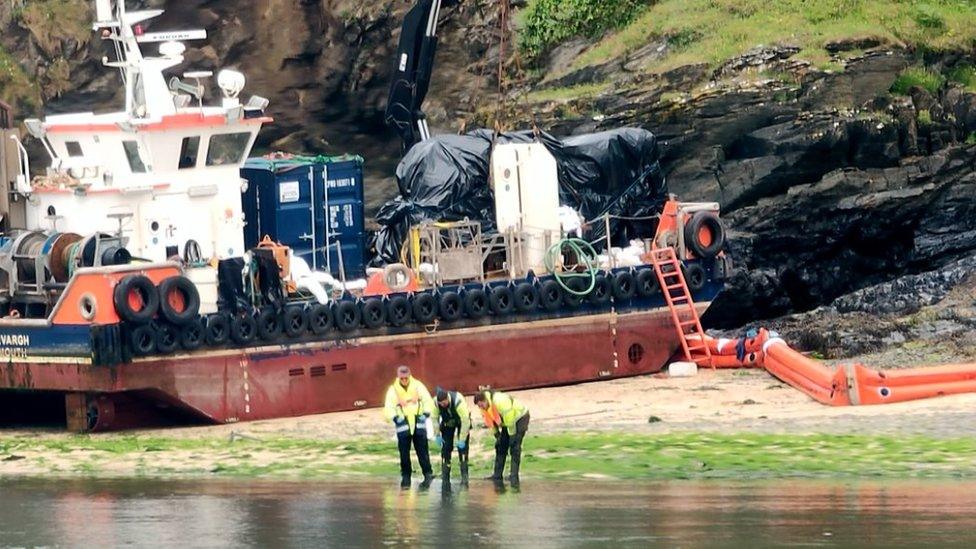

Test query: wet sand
[4,366,976,478]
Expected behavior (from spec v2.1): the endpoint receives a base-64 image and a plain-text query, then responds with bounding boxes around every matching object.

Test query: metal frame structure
[412,219,557,287]
[417,219,484,285]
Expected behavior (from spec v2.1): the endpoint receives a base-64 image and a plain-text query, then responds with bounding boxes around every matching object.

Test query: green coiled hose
[544,238,599,296]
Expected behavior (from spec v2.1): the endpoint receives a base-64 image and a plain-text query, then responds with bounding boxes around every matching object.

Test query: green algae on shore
[3,431,976,480]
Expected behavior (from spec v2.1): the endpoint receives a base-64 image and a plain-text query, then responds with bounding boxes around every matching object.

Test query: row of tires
[125,265,709,356]
[112,274,200,325]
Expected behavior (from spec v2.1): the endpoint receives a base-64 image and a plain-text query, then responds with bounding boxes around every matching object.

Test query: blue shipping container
[241,155,366,278]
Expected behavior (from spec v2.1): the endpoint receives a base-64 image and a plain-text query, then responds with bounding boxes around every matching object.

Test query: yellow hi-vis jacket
[478,390,528,435]
[384,376,434,434]
[431,391,471,441]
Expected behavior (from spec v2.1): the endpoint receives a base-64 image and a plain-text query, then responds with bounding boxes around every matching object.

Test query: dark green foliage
[519,0,653,60]
[890,66,945,95]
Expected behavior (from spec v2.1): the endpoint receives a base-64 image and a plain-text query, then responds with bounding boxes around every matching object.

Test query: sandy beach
[4,364,976,479]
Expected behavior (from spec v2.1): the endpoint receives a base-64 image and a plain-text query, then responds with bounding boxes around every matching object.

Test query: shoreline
[3,430,976,481]
[5,368,976,482]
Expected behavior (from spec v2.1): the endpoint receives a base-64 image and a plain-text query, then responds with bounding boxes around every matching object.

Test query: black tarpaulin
[371,127,667,265]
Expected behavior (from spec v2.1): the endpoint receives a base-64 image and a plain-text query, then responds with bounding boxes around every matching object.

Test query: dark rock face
[737,264,976,362]
[529,47,976,328]
[710,147,976,325]
[832,254,976,316]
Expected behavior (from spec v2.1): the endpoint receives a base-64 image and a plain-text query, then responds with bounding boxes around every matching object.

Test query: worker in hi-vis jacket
[474,389,530,487]
[431,388,472,486]
[384,365,435,488]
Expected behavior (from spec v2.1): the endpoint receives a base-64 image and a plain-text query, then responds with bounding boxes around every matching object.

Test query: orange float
[688,331,976,407]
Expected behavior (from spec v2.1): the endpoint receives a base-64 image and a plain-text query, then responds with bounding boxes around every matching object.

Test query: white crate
[668,361,698,377]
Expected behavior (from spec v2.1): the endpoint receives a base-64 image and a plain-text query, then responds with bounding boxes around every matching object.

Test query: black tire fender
[157,276,200,325]
[589,275,612,305]
[128,323,156,356]
[179,318,205,351]
[387,295,412,327]
[539,279,563,312]
[563,277,588,308]
[113,275,159,324]
[684,211,726,259]
[463,288,489,319]
[155,323,179,354]
[489,286,515,315]
[282,306,308,338]
[636,268,659,297]
[306,303,333,335]
[230,313,257,345]
[612,271,636,301]
[513,283,539,313]
[256,308,283,340]
[205,314,231,346]
[334,301,361,332]
[361,298,387,329]
[412,293,438,324]
[684,263,707,292]
[438,291,463,322]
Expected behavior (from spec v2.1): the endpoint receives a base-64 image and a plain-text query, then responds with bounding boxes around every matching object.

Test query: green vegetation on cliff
[0,48,39,110]
[518,0,652,60]
[521,0,976,76]
[891,65,946,95]
[16,0,91,53]
[0,0,89,110]
[948,65,976,92]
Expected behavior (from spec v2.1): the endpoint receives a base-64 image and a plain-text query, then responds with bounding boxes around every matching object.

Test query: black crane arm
[384,0,460,153]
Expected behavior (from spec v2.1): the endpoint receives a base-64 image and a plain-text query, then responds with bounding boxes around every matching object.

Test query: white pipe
[426,0,441,37]
[308,165,316,270]
[9,135,32,195]
[322,163,330,272]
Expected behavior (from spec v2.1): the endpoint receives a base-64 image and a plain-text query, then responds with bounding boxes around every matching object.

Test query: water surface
[2,478,974,547]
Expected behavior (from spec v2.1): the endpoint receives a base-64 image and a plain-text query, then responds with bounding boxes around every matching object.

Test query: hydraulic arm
[385,0,459,153]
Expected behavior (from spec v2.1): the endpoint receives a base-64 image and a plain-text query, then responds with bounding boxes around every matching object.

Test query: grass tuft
[525,82,611,103]
[891,66,945,95]
[917,109,933,127]
[948,65,976,92]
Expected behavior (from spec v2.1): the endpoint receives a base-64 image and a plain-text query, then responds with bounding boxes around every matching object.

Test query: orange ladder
[649,246,713,368]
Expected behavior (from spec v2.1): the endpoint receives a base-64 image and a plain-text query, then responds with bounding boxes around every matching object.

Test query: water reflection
[2,479,976,547]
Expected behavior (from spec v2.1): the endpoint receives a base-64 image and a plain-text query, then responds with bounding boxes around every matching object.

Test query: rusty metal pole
[0,99,12,129]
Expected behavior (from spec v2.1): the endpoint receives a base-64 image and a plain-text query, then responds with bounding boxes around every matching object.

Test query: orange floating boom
[689,331,976,407]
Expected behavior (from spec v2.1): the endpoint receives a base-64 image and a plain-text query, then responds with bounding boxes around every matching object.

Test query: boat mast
[93,0,206,119]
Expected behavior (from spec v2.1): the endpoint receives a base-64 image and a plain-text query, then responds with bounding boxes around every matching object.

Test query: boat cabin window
[206,132,251,166]
[65,141,84,157]
[123,140,147,173]
[179,136,200,169]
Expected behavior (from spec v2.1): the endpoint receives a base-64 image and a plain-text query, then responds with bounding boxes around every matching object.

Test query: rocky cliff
[520,43,976,335]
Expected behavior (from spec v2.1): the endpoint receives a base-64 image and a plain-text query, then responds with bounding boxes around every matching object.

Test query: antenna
[95,0,113,23]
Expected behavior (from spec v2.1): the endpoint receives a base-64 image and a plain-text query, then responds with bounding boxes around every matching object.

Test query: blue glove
[435,435,444,448]
[456,440,467,451]
[735,336,747,362]
[393,416,406,427]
